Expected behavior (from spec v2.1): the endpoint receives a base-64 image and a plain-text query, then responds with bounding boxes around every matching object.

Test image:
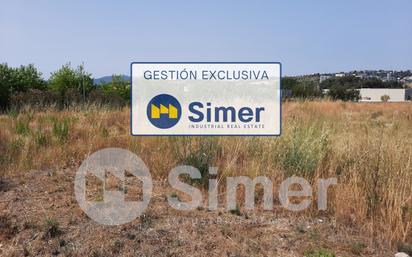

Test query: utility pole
[82,61,86,104]
[9,85,13,110]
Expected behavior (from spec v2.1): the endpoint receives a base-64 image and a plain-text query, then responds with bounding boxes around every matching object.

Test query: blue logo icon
[147,94,181,129]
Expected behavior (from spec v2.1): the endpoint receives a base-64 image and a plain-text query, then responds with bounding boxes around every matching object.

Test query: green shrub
[52,118,69,143]
[351,242,367,255]
[34,129,49,146]
[381,94,390,102]
[15,120,30,135]
[282,122,329,177]
[179,138,220,188]
[44,217,60,238]
[304,249,335,257]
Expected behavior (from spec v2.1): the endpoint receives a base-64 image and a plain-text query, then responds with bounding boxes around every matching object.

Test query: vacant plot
[0,101,411,256]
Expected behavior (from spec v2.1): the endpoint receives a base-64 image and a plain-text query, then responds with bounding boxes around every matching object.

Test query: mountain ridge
[93,75,130,85]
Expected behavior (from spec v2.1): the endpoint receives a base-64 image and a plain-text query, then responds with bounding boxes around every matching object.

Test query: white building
[319,75,332,83]
[359,88,408,102]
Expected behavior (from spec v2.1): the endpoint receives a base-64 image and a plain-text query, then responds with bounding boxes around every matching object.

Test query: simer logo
[132,62,281,136]
[147,94,182,129]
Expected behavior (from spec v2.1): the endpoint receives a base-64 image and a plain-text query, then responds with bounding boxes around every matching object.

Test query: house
[359,88,409,102]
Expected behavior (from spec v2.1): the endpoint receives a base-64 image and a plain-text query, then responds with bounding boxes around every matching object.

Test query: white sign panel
[131,62,281,136]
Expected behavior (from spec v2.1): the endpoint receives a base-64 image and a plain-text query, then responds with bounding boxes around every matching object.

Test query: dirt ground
[0,167,398,257]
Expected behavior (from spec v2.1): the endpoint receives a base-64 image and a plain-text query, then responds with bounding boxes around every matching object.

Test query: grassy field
[0,101,411,256]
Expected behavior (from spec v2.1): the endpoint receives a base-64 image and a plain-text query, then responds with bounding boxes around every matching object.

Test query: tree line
[1,63,409,111]
[282,76,405,101]
[0,63,130,111]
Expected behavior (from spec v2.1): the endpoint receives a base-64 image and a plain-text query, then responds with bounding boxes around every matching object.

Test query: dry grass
[0,101,411,248]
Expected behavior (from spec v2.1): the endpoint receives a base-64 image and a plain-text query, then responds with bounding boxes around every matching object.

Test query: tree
[360,77,384,88]
[281,77,320,99]
[282,77,299,90]
[0,64,13,110]
[328,85,360,101]
[359,78,404,89]
[98,74,130,103]
[320,76,361,90]
[14,64,46,91]
[0,63,45,110]
[383,80,404,89]
[292,80,321,99]
[49,63,93,104]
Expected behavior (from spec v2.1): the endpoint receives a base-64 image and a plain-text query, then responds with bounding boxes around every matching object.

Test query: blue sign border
[130,62,282,136]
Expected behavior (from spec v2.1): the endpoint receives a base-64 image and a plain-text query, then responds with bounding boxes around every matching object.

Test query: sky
[1,0,411,78]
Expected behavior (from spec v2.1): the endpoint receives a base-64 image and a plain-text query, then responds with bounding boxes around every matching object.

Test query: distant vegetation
[0,63,130,111]
[282,77,322,99]
[0,63,409,111]
[282,75,405,101]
